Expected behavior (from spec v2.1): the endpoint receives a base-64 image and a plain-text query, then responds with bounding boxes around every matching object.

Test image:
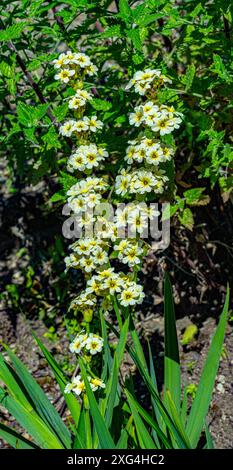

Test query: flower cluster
[115,168,168,196]
[125,137,174,166]
[60,116,103,137]
[68,89,93,110]
[125,68,183,139]
[54,50,103,144]
[67,177,108,200]
[66,176,108,215]
[129,103,182,135]
[70,331,104,355]
[65,375,105,396]
[115,69,182,199]
[53,53,182,401]
[54,50,97,83]
[70,267,145,315]
[65,238,109,273]
[114,239,143,267]
[125,68,172,95]
[54,51,110,397]
[64,330,105,396]
[67,144,108,173]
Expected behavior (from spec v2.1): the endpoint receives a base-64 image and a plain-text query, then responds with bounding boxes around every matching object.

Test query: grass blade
[165,391,191,448]
[116,415,133,449]
[34,334,81,426]
[106,319,188,448]
[186,287,229,447]
[79,358,115,449]
[129,349,189,448]
[73,408,86,449]
[4,344,71,449]
[100,310,112,381]
[125,389,172,449]
[129,314,148,370]
[0,422,38,449]
[0,388,64,449]
[73,430,85,449]
[164,273,181,412]
[103,317,129,427]
[204,421,214,449]
[0,355,34,410]
[148,341,163,446]
[180,385,188,428]
[84,409,93,449]
[126,391,157,448]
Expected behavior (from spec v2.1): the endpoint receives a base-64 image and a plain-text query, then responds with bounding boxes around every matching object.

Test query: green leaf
[204,421,215,449]
[210,55,232,83]
[79,359,115,449]
[125,390,171,449]
[148,342,163,446]
[4,346,71,449]
[73,426,85,449]
[52,103,69,122]
[129,315,148,370]
[90,98,112,111]
[49,191,66,203]
[0,354,33,410]
[127,28,142,51]
[126,391,157,449]
[165,391,191,448]
[59,172,78,192]
[184,188,210,206]
[178,207,194,231]
[42,127,61,149]
[33,104,49,121]
[186,287,229,447]
[76,407,88,449]
[128,344,189,448]
[17,103,49,127]
[132,53,144,65]
[103,317,129,427]
[17,103,34,127]
[23,127,39,144]
[101,353,118,427]
[190,3,203,17]
[180,386,188,428]
[0,388,64,449]
[116,416,133,449]
[164,273,181,413]
[0,60,14,78]
[33,334,81,426]
[136,12,163,27]
[0,22,29,42]
[100,25,122,39]
[84,410,92,449]
[100,310,113,381]
[162,203,179,220]
[6,122,21,140]
[182,64,196,91]
[0,422,38,449]
[106,319,189,448]
[119,0,132,22]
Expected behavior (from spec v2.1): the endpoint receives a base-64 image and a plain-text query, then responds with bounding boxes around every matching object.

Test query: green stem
[113,296,123,330]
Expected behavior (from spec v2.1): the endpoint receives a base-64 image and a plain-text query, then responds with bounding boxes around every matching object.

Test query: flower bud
[74,81,84,90]
[83,309,93,323]
[83,393,89,410]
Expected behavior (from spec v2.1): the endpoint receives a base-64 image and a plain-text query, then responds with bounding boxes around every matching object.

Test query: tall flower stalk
[53,51,182,397]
